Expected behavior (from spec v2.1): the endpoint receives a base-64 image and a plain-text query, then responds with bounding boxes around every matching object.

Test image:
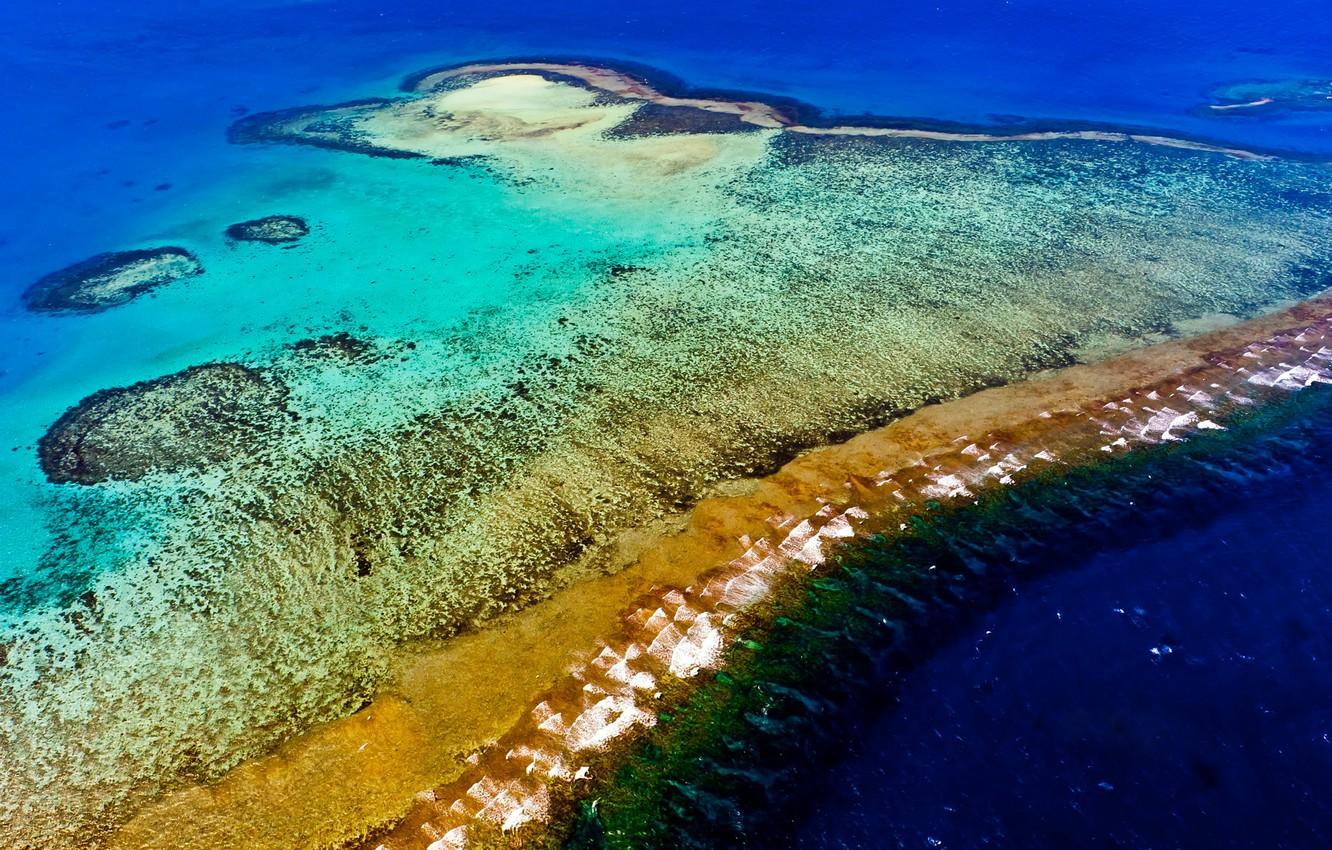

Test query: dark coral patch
[22,247,203,314]
[605,103,765,139]
[1204,79,1332,116]
[225,214,310,245]
[290,331,376,362]
[38,363,291,485]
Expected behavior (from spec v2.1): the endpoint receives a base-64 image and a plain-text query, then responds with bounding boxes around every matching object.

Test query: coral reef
[22,247,203,313]
[359,308,1332,849]
[38,363,291,485]
[289,331,376,362]
[225,214,310,244]
[7,60,1332,850]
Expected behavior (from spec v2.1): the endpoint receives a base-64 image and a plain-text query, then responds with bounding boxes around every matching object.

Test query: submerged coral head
[22,246,203,314]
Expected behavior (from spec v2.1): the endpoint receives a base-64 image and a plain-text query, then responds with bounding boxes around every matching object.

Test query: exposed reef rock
[225,215,310,244]
[605,102,766,138]
[38,363,291,485]
[22,247,203,314]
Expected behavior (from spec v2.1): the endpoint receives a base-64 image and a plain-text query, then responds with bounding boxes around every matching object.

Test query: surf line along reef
[8,59,1332,850]
[350,298,1332,850]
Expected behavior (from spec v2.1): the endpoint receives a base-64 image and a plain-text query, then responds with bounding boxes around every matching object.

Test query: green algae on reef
[5,61,1332,850]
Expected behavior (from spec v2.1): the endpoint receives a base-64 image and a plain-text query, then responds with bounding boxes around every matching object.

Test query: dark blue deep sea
[5,2,1332,847]
[797,461,1332,850]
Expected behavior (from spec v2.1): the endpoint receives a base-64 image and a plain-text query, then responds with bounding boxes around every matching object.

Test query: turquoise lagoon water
[0,143,681,576]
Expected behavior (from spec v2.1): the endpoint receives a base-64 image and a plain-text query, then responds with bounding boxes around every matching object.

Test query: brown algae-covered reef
[5,60,1332,849]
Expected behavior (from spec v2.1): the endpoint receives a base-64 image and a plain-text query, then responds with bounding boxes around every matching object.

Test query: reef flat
[107,296,1332,850]
[22,246,203,313]
[5,60,1332,850]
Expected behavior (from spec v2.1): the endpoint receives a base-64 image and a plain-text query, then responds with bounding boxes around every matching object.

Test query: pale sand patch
[360,73,775,206]
[78,253,201,302]
[1210,97,1275,110]
[412,62,793,128]
[108,290,1332,850]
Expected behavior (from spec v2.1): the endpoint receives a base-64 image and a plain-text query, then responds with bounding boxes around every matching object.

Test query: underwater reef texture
[225,214,311,244]
[6,62,1332,850]
[38,364,292,485]
[22,246,203,313]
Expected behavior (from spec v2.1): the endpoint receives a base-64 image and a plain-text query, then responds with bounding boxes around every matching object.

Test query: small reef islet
[22,246,203,313]
[224,214,310,244]
[1206,78,1332,116]
[37,363,291,485]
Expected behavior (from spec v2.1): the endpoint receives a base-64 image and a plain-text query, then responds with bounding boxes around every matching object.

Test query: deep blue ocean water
[796,460,1332,849]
